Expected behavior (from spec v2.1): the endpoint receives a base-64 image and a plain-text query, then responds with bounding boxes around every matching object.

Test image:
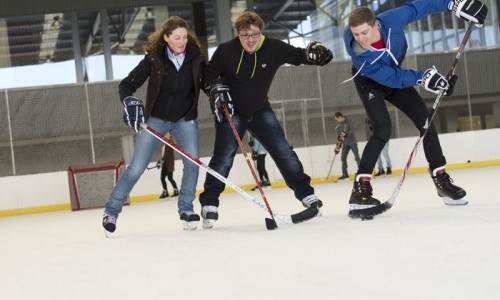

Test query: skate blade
[348,210,374,220]
[104,229,114,238]
[335,179,350,183]
[182,220,199,231]
[202,219,216,229]
[348,204,379,220]
[442,196,468,206]
[349,203,378,210]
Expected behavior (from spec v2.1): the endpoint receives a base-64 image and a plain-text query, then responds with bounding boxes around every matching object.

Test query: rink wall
[1,128,500,217]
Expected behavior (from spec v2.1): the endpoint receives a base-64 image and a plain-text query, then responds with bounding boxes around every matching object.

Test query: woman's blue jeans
[105,117,199,217]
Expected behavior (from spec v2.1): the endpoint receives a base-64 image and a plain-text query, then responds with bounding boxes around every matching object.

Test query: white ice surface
[1,166,499,300]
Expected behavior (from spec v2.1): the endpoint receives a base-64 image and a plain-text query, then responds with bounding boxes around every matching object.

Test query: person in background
[198,11,333,229]
[342,0,486,218]
[334,112,361,181]
[366,118,392,176]
[102,16,206,234]
[158,132,179,199]
[249,134,270,191]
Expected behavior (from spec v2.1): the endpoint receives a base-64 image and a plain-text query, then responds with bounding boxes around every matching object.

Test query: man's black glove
[445,74,458,96]
[122,96,144,133]
[448,0,488,27]
[418,66,450,95]
[207,79,234,122]
[306,41,333,66]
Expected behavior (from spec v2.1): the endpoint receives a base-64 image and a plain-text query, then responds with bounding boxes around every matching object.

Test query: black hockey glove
[208,79,234,122]
[155,160,163,169]
[448,0,488,27]
[306,41,333,66]
[334,143,342,155]
[417,66,450,95]
[445,75,458,96]
[122,96,144,133]
[251,151,258,161]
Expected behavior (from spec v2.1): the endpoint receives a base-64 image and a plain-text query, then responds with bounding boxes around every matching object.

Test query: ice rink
[1,166,499,300]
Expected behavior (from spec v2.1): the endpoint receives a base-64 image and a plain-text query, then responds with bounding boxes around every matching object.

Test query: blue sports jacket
[343,0,451,88]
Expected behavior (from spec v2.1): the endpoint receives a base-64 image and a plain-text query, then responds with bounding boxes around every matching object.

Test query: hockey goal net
[67,160,129,211]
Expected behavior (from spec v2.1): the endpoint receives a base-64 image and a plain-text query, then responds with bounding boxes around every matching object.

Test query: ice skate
[301,194,323,217]
[102,214,117,237]
[337,174,349,182]
[430,167,467,205]
[172,189,179,197]
[201,205,219,229]
[386,167,392,176]
[348,175,381,219]
[159,190,169,199]
[374,168,385,177]
[180,212,200,230]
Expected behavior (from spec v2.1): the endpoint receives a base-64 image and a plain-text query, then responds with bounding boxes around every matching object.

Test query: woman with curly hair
[102,16,206,234]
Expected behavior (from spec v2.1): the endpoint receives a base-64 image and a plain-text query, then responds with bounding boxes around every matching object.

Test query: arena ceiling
[1,0,317,66]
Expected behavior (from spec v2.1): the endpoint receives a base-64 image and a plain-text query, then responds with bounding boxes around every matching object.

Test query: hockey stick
[359,22,474,218]
[146,164,158,170]
[325,142,342,180]
[222,105,278,230]
[140,123,319,227]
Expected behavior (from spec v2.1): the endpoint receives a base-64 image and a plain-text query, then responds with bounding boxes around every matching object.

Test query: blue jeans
[199,107,314,207]
[105,117,199,217]
[377,142,392,169]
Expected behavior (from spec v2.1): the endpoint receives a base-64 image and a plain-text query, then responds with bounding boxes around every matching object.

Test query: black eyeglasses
[239,32,261,40]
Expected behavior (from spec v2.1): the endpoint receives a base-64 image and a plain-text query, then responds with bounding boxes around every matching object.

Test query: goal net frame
[67,160,129,211]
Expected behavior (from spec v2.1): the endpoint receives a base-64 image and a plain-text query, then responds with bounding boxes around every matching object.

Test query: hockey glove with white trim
[208,79,234,122]
[338,132,346,143]
[122,96,144,132]
[448,0,488,27]
[306,41,333,66]
[334,142,342,155]
[418,66,451,95]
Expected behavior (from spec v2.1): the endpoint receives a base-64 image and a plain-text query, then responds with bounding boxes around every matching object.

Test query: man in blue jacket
[343,0,487,218]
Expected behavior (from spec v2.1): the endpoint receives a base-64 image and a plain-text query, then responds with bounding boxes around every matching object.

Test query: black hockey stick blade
[291,206,320,224]
[265,218,278,230]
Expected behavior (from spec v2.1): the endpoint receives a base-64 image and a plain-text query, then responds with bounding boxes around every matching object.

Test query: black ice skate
[180,212,200,230]
[159,190,169,199]
[337,174,349,181]
[201,205,219,229]
[386,167,392,176]
[430,167,467,205]
[102,214,117,237]
[172,189,179,197]
[374,168,385,177]
[301,195,323,217]
[348,175,381,219]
